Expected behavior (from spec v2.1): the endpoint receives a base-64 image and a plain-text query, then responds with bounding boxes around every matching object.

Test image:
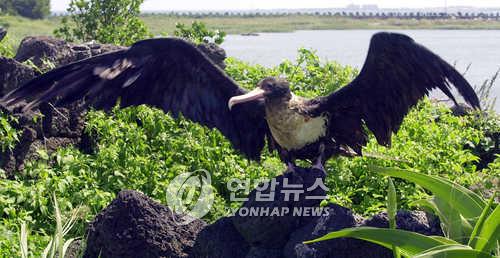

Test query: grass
[0,15,61,47]
[2,14,500,47]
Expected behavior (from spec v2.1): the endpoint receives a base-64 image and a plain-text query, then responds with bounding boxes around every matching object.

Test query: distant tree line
[0,0,50,19]
[137,11,500,21]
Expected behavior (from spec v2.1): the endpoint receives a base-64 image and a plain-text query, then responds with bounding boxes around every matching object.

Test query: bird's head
[228,77,291,110]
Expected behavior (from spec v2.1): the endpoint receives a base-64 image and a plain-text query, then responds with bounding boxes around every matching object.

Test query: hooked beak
[228,88,265,110]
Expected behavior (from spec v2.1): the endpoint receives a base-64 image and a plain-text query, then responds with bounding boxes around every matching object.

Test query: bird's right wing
[1,38,270,160]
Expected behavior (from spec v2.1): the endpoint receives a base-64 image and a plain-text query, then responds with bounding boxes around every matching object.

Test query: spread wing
[0,38,269,160]
[309,32,481,154]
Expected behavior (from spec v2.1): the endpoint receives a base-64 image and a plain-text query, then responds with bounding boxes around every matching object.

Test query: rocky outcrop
[14,36,126,72]
[0,57,35,96]
[197,43,227,69]
[231,167,327,249]
[283,207,441,258]
[191,217,250,258]
[0,102,90,176]
[13,36,227,73]
[85,170,441,258]
[84,190,206,258]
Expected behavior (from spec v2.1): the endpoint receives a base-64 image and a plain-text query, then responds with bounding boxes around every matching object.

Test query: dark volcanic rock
[191,217,249,258]
[15,36,74,70]
[283,208,442,258]
[65,239,84,258]
[84,190,206,258]
[284,204,386,258]
[246,247,283,258]
[364,210,442,236]
[232,167,327,249]
[197,43,227,69]
[451,103,474,117]
[0,103,88,176]
[38,102,85,138]
[78,168,443,258]
[14,36,125,71]
[13,36,226,74]
[0,57,35,96]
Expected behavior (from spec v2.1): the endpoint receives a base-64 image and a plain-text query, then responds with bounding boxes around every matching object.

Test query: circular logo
[166,169,214,225]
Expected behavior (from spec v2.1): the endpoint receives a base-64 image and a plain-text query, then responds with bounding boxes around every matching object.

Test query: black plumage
[0,32,481,169]
[1,38,269,160]
[306,32,480,155]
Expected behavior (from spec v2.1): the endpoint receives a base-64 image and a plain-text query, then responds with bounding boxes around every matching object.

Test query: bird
[0,32,481,173]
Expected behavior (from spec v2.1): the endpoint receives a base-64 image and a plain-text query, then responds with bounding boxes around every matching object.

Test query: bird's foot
[312,143,326,174]
[339,146,357,157]
[312,157,325,172]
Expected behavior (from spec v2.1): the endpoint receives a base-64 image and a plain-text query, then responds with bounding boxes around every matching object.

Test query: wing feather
[310,32,480,154]
[1,38,269,160]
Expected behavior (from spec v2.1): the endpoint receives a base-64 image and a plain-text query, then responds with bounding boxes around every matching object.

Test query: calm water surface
[222,30,500,111]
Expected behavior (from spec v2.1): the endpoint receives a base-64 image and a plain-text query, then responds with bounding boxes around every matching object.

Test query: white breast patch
[267,108,327,151]
[292,116,327,149]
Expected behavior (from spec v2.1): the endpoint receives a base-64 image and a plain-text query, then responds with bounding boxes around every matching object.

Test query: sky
[50,0,500,12]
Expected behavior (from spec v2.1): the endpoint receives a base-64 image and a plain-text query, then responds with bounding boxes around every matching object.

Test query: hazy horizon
[50,0,500,12]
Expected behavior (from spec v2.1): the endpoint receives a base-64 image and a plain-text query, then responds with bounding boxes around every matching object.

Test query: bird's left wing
[307,32,480,154]
[0,38,269,160]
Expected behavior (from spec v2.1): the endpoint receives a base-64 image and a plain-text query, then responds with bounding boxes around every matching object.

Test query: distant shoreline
[2,14,500,47]
[141,15,500,35]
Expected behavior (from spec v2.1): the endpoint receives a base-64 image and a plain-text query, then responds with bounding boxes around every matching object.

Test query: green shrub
[54,0,152,46]
[225,48,357,96]
[0,111,18,153]
[174,21,226,45]
[0,34,15,58]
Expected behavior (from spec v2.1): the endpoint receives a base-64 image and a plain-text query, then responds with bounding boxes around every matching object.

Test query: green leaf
[411,197,472,243]
[54,193,64,258]
[413,244,493,258]
[387,178,400,258]
[472,196,500,253]
[37,149,50,160]
[469,193,495,247]
[20,222,29,258]
[387,178,397,228]
[303,227,451,257]
[371,166,486,219]
[62,237,78,257]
